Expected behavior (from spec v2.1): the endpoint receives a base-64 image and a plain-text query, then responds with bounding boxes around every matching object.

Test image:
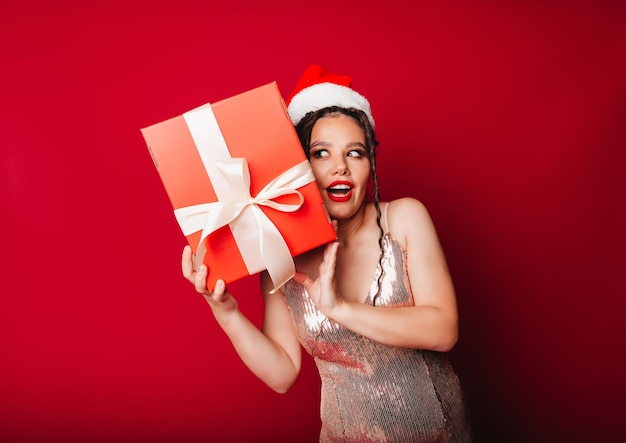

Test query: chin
[326,203,363,221]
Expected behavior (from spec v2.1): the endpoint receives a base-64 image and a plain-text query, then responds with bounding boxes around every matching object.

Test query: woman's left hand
[292,240,342,318]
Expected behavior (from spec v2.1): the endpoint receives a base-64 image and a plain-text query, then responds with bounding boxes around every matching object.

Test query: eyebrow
[346,142,366,149]
[310,141,366,149]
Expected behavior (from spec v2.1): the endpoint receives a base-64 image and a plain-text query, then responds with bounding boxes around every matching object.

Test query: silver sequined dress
[283,233,472,442]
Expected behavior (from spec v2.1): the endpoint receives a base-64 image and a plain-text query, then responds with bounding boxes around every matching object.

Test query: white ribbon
[174,103,315,291]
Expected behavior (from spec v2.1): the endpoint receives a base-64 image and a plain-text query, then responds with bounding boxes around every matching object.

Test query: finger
[181,245,194,279]
[320,241,339,279]
[194,264,210,294]
[202,279,224,303]
[203,281,233,309]
[292,271,314,290]
[212,279,227,300]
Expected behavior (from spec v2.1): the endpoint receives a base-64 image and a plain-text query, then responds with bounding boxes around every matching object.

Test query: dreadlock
[294,107,386,305]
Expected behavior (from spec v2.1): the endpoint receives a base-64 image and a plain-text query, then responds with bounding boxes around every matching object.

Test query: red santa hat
[285,65,375,128]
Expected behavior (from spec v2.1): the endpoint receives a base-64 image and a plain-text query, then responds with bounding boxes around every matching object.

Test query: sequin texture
[283,234,472,442]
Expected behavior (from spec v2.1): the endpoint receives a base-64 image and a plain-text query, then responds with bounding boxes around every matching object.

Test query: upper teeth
[330,184,351,190]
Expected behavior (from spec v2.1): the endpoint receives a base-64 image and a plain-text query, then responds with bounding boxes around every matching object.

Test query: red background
[1,1,624,442]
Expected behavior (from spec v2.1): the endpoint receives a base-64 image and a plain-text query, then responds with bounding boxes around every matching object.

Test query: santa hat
[286,65,375,128]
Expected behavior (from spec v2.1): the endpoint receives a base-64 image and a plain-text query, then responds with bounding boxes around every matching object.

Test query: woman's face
[308,113,371,220]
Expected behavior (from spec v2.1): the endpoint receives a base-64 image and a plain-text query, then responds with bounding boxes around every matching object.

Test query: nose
[333,157,349,175]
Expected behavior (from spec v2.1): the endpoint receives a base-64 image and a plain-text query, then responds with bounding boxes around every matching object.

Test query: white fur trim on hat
[287,82,375,128]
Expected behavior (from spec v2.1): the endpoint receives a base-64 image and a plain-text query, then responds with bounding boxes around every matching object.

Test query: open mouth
[326,181,353,202]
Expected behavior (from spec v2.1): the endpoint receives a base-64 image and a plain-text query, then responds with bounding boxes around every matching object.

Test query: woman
[182,65,472,442]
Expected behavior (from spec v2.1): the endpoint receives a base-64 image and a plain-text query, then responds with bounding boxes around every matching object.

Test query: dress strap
[382,202,390,234]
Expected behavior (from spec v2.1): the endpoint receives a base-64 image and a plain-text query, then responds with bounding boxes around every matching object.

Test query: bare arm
[293,198,458,351]
[182,246,302,393]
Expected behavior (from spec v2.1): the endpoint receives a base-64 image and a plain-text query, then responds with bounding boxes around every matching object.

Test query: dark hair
[294,107,386,304]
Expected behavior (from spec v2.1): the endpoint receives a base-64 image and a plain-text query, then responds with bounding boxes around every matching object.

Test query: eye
[311,148,329,158]
[347,149,367,158]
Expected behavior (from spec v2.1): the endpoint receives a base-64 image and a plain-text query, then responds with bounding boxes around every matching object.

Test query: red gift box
[141,82,336,291]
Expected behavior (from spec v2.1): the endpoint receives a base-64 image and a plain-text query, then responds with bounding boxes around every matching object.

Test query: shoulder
[384,198,436,247]
[386,197,432,228]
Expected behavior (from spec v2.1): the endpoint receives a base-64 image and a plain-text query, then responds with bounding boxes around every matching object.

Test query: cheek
[355,163,372,186]
[309,161,326,181]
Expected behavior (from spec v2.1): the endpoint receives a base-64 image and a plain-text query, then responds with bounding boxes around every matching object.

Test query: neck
[335,202,369,246]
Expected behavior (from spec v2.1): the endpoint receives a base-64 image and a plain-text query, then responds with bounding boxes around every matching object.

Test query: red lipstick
[326,180,353,202]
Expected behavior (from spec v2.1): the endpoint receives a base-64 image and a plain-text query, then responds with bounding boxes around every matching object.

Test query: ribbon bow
[175,157,315,292]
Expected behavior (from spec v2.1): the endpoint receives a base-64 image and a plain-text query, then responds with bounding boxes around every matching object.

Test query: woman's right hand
[181,245,238,317]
